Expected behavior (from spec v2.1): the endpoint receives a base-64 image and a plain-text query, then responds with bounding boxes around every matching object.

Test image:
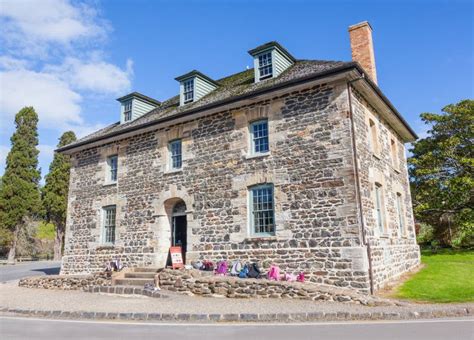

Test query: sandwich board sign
[170,246,184,269]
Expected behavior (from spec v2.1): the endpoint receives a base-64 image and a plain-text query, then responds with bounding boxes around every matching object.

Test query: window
[390,138,399,169]
[250,184,275,235]
[183,79,194,103]
[258,52,273,80]
[368,119,378,154]
[123,101,132,122]
[396,193,405,236]
[169,139,182,170]
[103,206,116,244]
[107,155,118,182]
[374,183,385,233]
[250,120,269,154]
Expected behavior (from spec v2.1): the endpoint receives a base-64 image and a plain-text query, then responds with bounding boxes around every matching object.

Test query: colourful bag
[284,273,297,282]
[239,264,249,278]
[267,265,280,281]
[230,260,242,276]
[216,261,228,275]
[297,272,305,283]
[248,263,261,279]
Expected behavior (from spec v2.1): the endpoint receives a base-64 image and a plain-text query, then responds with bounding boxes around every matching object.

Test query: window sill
[379,233,390,239]
[372,153,382,160]
[244,235,277,242]
[164,168,183,175]
[96,245,116,250]
[392,167,401,174]
[246,152,271,160]
[103,181,117,187]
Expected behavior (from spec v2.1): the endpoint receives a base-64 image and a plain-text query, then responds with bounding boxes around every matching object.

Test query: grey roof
[175,70,219,86]
[59,58,416,152]
[248,41,296,62]
[116,92,161,106]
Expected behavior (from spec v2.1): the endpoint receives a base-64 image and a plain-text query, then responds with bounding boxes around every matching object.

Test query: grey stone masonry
[61,75,420,294]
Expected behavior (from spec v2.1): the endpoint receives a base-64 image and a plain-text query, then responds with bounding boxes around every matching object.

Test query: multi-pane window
[368,119,378,154]
[250,120,269,154]
[183,79,194,103]
[396,193,405,236]
[124,101,132,122]
[169,139,182,170]
[250,184,275,235]
[103,206,116,244]
[390,138,399,169]
[258,52,273,80]
[107,155,118,182]
[374,183,384,233]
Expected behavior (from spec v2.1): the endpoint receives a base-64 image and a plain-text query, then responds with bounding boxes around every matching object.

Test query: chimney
[349,21,377,84]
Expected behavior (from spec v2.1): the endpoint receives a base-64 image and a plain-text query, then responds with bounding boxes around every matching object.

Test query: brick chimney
[349,21,377,84]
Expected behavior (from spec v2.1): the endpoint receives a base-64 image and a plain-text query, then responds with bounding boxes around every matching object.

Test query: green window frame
[249,184,275,236]
[250,119,269,154]
[169,139,182,170]
[396,193,405,236]
[107,155,118,182]
[374,183,384,233]
[102,205,116,244]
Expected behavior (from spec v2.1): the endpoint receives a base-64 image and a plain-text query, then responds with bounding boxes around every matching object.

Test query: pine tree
[42,131,76,260]
[0,107,41,261]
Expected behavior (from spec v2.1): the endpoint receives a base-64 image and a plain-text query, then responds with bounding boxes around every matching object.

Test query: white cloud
[0,56,30,70]
[47,57,133,94]
[38,144,56,172]
[0,68,83,129]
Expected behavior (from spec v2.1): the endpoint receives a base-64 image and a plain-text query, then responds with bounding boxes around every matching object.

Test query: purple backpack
[216,261,228,275]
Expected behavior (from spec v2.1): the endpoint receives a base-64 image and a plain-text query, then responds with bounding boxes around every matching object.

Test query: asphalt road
[0,317,473,340]
[0,261,61,282]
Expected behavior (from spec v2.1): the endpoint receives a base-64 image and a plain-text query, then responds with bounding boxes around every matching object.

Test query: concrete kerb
[0,306,471,323]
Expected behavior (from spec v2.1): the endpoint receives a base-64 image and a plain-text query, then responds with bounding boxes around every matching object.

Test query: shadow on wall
[32,267,60,275]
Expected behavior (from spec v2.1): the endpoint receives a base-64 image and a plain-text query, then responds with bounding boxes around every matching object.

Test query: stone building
[58,22,420,293]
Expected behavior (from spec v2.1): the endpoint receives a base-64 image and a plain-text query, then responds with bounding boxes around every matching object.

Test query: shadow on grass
[32,267,60,275]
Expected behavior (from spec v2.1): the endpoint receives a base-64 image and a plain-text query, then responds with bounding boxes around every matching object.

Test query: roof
[248,41,296,62]
[58,59,417,153]
[174,70,219,87]
[116,92,161,106]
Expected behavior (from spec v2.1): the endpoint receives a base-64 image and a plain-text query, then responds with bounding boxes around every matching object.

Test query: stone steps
[131,267,160,273]
[113,278,154,286]
[124,272,157,279]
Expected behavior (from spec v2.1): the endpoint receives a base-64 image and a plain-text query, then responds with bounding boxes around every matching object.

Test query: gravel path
[1,281,473,316]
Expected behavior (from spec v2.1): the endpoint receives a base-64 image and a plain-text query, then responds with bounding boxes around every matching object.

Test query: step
[124,272,157,279]
[113,278,154,286]
[131,267,160,273]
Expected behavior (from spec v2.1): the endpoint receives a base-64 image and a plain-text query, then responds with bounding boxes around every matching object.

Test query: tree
[0,107,42,261]
[42,131,76,260]
[409,99,474,247]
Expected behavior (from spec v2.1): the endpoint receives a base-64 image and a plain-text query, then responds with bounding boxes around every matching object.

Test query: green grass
[395,249,474,303]
[36,222,55,240]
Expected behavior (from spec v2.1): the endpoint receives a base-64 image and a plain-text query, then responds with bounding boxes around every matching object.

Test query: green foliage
[0,107,42,246]
[36,221,55,240]
[42,131,76,225]
[395,249,474,302]
[409,100,474,247]
[416,223,434,246]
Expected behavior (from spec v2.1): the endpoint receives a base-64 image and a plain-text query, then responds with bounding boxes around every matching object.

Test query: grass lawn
[395,249,474,303]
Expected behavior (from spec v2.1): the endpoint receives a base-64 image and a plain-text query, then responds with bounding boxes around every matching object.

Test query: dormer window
[123,101,132,122]
[183,79,194,103]
[258,52,273,80]
[248,41,295,83]
[175,70,218,106]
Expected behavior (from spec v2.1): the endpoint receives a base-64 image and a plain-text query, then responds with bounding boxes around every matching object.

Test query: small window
[368,119,378,154]
[250,120,269,154]
[391,138,399,169]
[169,139,182,170]
[374,183,385,233]
[103,205,116,244]
[258,52,273,80]
[396,193,405,236]
[183,79,194,103]
[249,184,275,235]
[124,101,132,122]
[107,155,118,182]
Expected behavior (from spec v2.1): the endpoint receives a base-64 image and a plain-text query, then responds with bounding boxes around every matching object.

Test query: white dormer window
[183,79,194,103]
[123,101,132,122]
[258,52,273,80]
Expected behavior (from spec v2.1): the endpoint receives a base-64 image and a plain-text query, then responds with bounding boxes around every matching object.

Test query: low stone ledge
[1,307,471,323]
[18,272,112,290]
[83,285,167,298]
[156,268,396,306]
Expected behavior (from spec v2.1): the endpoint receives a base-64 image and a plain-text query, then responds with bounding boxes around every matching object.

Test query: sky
[0,0,472,182]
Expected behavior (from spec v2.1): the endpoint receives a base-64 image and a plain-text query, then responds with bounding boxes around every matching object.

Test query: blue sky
[0,0,472,181]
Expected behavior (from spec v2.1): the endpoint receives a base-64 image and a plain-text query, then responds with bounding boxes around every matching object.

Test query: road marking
[1,316,473,327]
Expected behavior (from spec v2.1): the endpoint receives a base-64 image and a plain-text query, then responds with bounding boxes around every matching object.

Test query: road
[0,317,473,340]
[0,261,61,282]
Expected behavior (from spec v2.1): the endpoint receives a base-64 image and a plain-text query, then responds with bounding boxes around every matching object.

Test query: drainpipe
[346,76,375,295]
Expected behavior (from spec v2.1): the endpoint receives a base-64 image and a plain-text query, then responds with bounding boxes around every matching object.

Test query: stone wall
[349,88,420,290]
[156,269,394,306]
[61,79,374,292]
[18,272,111,290]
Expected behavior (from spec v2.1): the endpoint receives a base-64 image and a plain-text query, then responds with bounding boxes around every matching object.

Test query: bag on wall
[202,260,214,271]
[239,264,249,278]
[192,261,203,270]
[297,272,305,283]
[230,261,242,276]
[284,273,297,282]
[267,265,280,281]
[216,261,228,275]
[248,263,261,279]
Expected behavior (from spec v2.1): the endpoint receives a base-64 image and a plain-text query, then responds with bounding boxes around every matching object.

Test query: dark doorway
[169,200,187,265]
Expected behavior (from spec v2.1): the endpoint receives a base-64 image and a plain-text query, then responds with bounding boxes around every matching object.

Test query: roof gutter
[57,62,416,153]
